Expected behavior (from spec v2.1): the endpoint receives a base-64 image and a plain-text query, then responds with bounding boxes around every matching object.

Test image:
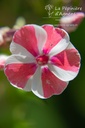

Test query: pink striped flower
[59,12,85,32]
[4,24,80,99]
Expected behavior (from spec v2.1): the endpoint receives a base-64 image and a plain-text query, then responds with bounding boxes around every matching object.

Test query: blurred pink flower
[4,24,80,99]
[0,55,9,70]
[59,12,85,32]
[0,27,16,47]
[0,27,10,46]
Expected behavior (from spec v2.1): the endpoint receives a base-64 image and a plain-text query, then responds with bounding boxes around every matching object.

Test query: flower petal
[59,12,85,32]
[42,25,69,54]
[48,64,79,82]
[23,77,32,91]
[50,43,80,72]
[41,66,68,98]
[49,31,70,57]
[32,66,68,99]
[32,67,44,99]
[13,24,47,57]
[4,55,37,89]
[10,42,36,59]
[5,54,36,65]
[34,25,47,54]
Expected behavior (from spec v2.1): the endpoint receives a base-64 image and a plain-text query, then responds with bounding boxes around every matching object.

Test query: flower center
[36,55,49,65]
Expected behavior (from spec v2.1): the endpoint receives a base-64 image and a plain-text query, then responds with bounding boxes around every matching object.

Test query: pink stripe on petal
[51,48,80,72]
[41,66,68,98]
[13,25,39,57]
[42,25,66,54]
[4,63,37,89]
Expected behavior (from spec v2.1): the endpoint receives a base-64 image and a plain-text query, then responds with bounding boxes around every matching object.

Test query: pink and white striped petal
[48,64,79,81]
[42,25,69,55]
[59,12,85,32]
[5,54,36,65]
[10,42,36,60]
[4,62,37,90]
[50,43,80,72]
[4,55,37,90]
[13,24,47,57]
[48,43,80,81]
[32,66,68,99]
[48,29,70,57]
[0,55,9,70]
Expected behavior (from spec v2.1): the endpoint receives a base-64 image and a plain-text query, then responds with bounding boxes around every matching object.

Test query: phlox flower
[59,12,85,33]
[4,24,80,99]
[0,55,9,70]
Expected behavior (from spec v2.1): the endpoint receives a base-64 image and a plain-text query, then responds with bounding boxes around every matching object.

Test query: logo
[45,4,54,18]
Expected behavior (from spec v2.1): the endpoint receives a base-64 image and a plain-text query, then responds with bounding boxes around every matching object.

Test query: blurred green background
[0,0,85,128]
